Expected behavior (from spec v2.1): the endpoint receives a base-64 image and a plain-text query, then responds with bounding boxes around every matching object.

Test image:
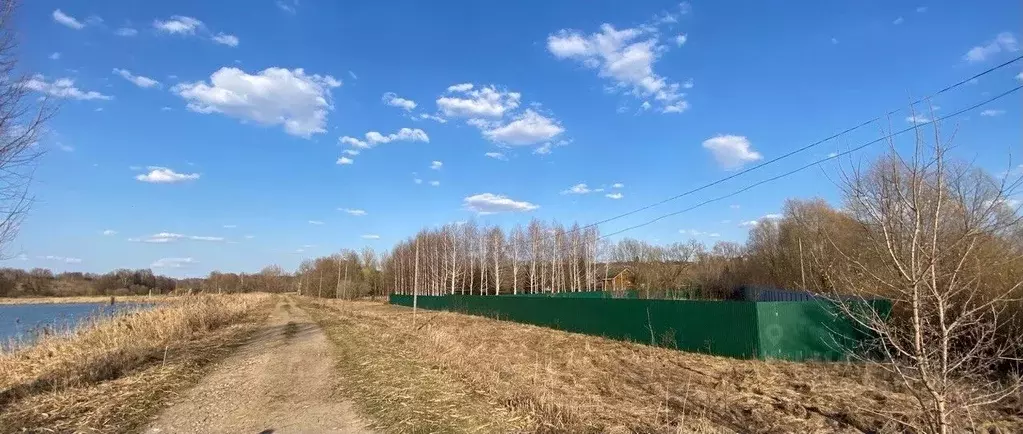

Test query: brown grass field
[0,294,271,433]
[304,298,1023,434]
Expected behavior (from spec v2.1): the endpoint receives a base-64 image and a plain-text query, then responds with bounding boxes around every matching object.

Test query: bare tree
[0,1,49,257]
[827,121,1023,433]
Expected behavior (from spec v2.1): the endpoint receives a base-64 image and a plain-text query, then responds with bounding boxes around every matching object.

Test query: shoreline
[0,295,173,305]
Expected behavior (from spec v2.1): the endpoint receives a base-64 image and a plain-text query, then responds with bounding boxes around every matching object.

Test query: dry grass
[0,293,272,433]
[305,299,1023,434]
[0,294,173,305]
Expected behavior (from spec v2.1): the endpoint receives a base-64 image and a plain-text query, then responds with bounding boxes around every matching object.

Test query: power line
[552,55,1023,240]
[598,85,1023,240]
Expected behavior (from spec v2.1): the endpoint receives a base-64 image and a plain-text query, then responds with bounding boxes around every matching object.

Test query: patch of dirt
[145,299,372,434]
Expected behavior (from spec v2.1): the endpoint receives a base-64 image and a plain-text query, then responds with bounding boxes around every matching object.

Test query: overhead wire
[597,84,1023,240]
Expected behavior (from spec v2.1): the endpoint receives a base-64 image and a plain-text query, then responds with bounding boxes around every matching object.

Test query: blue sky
[6,0,1021,276]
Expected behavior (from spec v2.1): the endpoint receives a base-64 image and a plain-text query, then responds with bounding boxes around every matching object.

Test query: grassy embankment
[0,293,272,433]
[303,298,1022,434]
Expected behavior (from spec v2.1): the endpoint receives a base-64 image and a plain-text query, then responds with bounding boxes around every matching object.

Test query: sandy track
[146,298,372,434]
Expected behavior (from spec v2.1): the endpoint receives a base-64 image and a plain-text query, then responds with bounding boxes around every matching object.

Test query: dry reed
[0,293,271,433]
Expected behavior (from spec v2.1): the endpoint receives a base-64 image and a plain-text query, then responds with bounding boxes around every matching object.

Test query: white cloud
[153,15,203,34]
[102,229,117,236]
[1017,72,1023,81]
[827,152,839,158]
[174,67,341,137]
[831,37,839,45]
[430,160,443,170]
[413,178,423,184]
[342,149,360,156]
[135,166,200,183]
[739,220,758,227]
[906,115,931,124]
[611,182,624,188]
[562,183,592,194]
[916,6,928,13]
[429,180,440,187]
[129,232,182,243]
[739,213,783,228]
[485,152,507,160]
[679,229,719,237]
[337,156,354,165]
[277,0,298,13]
[244,235,255,239]
[57,143,74,152]
[361,234,381,239]
[675,34,687,46]
[308,220,324,225]
[113,68,160,88]
[547,23,689,113]
[892,17,904,25]
[40,255,83,264]
[437,85,521,118]
[964,32,1018,63]
[49,52,61,60]
[25,75,112,101]
[115,27,138,37]
[482,109,564,146]
[339,128,429,149]
[463,193,539,214]
[382,92,417,111]
[340,208,366,216]
[212,33,240,47]
[53,10,85,29]
[418,113,447,123]
[188,235,225,241]
[605,192,624,199]
[730,204,741,209]
[447,83,474,92]
[762,213,783,220]
[151,257,196,268]
[980,109,1005,117]
[223,224,237,229]
[702,135,762,169]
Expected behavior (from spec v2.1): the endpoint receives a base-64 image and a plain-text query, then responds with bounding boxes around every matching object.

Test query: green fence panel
[387,293,886,361]
[754,299,892,361]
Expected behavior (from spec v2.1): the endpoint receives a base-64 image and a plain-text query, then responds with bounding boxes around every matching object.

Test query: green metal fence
[389,293,888,361]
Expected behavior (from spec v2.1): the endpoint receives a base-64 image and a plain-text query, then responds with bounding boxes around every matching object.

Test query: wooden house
[597,266,635,291]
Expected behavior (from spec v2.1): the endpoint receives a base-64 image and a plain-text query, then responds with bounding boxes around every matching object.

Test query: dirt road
[146,298,372,434]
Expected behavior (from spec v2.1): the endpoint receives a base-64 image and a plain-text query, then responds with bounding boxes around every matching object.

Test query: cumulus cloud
[482,109,564,145]
[739,213,783,227]
[174,67,341,137]
[892,17,904,25]
[702,135,762,169]
[430,160,443,170]
[129,232,222,243]
[49,52,61,60]
[429,180,440,186]
[277,0,299,13]
[437,85,521,118]
[113,68,160,88]
[115,27,138,36]
[339,128,429,150]
[980,109,1005,117]
[53,10,85,29]
[361,234,381,239]
[308,220,324,225]
[611,182,624,188]
[463,193,539,214]
[102,229,117,236]
[963,32,1018,63]
[151,257,196,268]
[485,152,507,160]
[212,33,239,47]
[605,192,624,199]
[223,224,237,229]
[562,183,592,194]
[382,92,417,111]
[337,157,354,165]
[135,166,200,183]
[340,208,366,216]
[25,75,112,101]
[679,229,720,237]
[675,34,688,46]
[547,22,690,113]
[906,115,931,124]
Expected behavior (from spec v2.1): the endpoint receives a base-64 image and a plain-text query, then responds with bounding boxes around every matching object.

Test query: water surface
[0,302,151,351]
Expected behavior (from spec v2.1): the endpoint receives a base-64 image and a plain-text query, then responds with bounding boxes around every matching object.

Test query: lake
[0,302,152,351]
